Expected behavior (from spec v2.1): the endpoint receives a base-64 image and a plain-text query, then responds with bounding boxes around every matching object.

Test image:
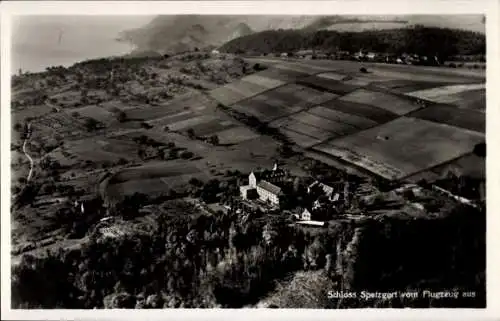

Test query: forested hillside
[220,26,485,60]
[11,199,485,309]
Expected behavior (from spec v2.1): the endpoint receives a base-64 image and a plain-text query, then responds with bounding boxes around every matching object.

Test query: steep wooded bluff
[220,26,486,59]
[12,201,484,308]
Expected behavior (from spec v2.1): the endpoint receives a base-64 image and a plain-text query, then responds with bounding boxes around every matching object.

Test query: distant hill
[118,15,321,54]
[219,26,486,59]
[119,15,484,54]
[229,23,254,42]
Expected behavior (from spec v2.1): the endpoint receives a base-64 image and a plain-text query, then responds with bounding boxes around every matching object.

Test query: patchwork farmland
[10,53,486,264]
[313,117,484,181]
[207,57,486,182]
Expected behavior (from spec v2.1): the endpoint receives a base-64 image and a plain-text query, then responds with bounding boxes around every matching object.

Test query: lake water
[11,16,153,74]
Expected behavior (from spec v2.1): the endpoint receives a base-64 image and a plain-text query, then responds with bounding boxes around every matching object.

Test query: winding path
[22,123,34,182]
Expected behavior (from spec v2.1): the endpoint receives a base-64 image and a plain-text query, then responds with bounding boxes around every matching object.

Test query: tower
[249,172,257,188]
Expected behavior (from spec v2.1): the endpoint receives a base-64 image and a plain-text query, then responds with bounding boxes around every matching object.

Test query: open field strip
[271,83,308,95]
[365,64,483,82]
[242,74,286,89]
[297,76,360,95]
[231,84,335,122]
[372,79,456,93]
[279,127,323,148]
[313,117,484,181]
[256,67,310,82]
[225,80,270,98]
[443,89,485,111]
[258,60,331,75]
[342,77,374,86]
[110,161,200,183]
[62,138,139,162]
[316,72,348,81]
[342,73,398,87]
[289,111,358,134]
[405,153,485,184]
[125,104,188,121]
[187,119,237,137]
[406,83,485,103]
[209,87,247,106]
[308,106,378,129]
[280,119,333,141]
[112,178,172,196]
[339,88,421,115]
[246,57,485,81]
[100,100,139,112]
[13,105,54,122]
[321,99,398,124]
[167,115,219,131]
[160,172,211,187]
[265,84,337,106]
[211,126,261,145]
[408,104,485,133]
[146,110,195,126]
[231,100,290,122]
[65,105,115,122]
[268,117,291,128]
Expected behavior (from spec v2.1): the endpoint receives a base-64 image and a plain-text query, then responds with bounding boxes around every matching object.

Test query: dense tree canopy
[220,26,485,60]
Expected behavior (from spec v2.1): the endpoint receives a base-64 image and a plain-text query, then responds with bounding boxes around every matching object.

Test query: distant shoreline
[12,40,137,76]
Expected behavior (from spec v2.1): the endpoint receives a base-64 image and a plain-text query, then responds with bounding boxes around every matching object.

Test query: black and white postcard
[1,1,499,320]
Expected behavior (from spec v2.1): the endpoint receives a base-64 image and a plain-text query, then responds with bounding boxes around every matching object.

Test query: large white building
[240,164,285,206]
[256,180,282,205]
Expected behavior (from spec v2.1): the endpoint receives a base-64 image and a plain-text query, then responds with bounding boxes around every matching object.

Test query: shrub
[117,111,127,122]
[187,128,196,139]
[141,122,153,129]
[252,63,266,71]
[180,151,194,159]
[448,63,457,68]
[14,123,23,132]
[84,117,100,132]
[360,67,368,73]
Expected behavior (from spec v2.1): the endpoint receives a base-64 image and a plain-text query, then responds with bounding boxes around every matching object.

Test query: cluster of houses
[238,163,349,226]
[275,50,441,66]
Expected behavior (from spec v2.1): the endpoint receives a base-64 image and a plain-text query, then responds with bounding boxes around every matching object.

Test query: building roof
[308,181,335,197]
[257,180,282,196]
[296,220,325,226]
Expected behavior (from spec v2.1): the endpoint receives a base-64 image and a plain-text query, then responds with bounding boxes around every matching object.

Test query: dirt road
[22,123,34,182]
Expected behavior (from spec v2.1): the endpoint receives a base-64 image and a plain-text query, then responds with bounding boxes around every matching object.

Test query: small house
[301,208,312,221]
[366,52,376,60]
[300,207,329,221]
